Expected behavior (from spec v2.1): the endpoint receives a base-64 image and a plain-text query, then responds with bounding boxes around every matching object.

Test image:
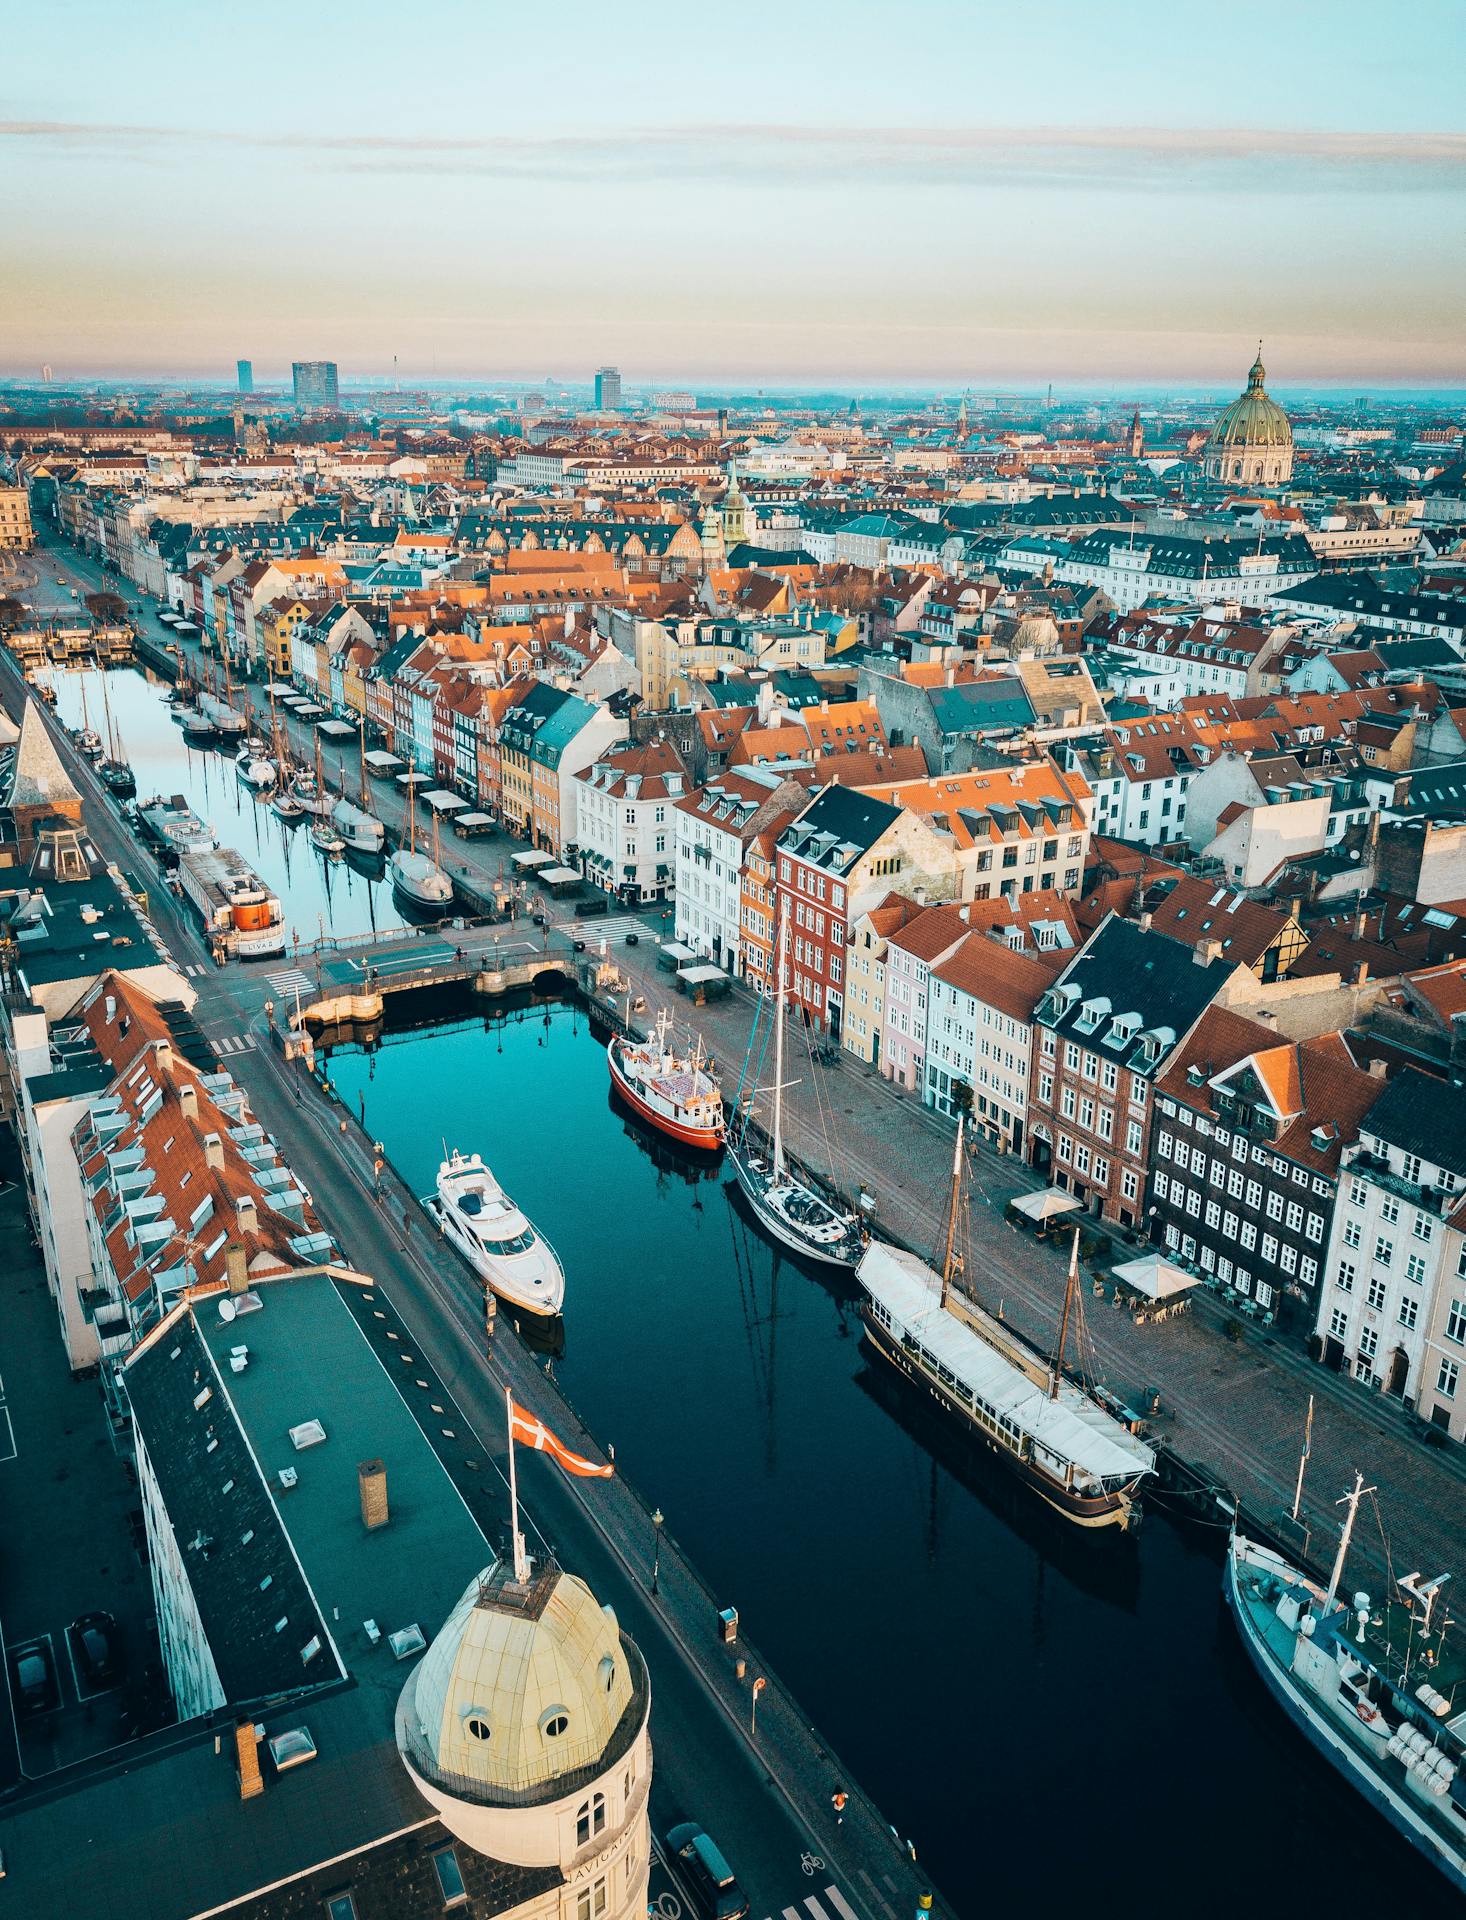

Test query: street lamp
[651,1507,663,1595]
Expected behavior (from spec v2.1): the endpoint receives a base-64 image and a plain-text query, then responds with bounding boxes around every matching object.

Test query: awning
[1111,1255,1197,1302]
[1010,1186,1083,1224]
[318,717,357,738]
[539,865,581,884]
[512,850,554,870]
[453,811,494,830]
[677,964,728,985]
[396,769,430,787]
[364,749,403,772]
[422,788,468,813]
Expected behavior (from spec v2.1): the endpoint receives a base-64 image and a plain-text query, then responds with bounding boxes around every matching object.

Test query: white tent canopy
[1111,1254,1197,1302]
[1010,1186,1082,1224]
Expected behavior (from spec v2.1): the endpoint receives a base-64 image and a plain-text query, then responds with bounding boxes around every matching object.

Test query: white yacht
[433,1149,565,1317]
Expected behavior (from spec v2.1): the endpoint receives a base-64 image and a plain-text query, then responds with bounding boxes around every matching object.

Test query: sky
[2,0,1464,389]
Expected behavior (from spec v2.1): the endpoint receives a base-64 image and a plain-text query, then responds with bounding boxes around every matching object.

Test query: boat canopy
[859,1241,1155,1482]
[1111,1254,1197,1301]
[422,788,468,813]
[1010,1186,1083,1224]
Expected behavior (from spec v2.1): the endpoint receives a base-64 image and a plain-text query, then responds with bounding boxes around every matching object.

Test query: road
[2,547,942,1920]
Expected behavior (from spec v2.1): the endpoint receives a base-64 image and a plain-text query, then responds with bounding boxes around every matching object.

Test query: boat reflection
[608,1086,725,1188]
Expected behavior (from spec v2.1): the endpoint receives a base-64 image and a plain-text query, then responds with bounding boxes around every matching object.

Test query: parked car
[9,1641,58,1715]
[665,1823,749,1920]
[70,1611,122,1689]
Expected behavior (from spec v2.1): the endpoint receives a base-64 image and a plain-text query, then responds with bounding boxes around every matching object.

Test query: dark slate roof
[926,678,1036,736]
[1035,916,1232,1073]
[1360,1066,1466,1175]
[1065,529,1316,577]
[778,783,901,873]
[235,1824,561,1919]
[123,1313,339,1709]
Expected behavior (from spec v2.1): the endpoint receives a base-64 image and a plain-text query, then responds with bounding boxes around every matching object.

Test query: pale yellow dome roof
[1207,348,1292,452]
[404,1562,637,1798]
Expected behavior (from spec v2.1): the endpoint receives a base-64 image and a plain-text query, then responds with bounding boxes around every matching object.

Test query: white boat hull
[434,1153,564,1317]
[729,1140,863,1269]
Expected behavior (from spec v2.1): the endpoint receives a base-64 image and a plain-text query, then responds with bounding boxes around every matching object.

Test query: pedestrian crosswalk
[213,1033,255,1057]
[265,967,315,1000]
[768,1887,859,1920]
[565,913,656,942]
[184,962,210,977]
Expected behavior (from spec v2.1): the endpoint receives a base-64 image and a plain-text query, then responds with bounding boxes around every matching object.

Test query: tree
[85,591,129,626]
[0,596,25,632]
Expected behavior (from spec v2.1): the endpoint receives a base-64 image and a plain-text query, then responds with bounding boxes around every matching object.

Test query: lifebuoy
[1356,1700,1380,1725]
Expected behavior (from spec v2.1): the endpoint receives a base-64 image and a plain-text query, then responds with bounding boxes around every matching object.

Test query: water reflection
[47,663,414,947]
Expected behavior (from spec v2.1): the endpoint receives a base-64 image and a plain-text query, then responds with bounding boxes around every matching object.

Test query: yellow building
[258,597,317,679]
[0,486,35,552]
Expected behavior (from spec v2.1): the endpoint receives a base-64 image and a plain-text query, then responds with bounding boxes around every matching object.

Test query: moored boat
[309,818,345,857]
[729,910,862,1267]
[390,847,453,910]
[608,1009,724,1150]
[330,794,386,853]
[1226,1483,1464,1892]
[857,1125,1154,1530]
[432,1148,565,1317]
[177,846,286,959]
[235,745,276,790]
[138,794,217,858]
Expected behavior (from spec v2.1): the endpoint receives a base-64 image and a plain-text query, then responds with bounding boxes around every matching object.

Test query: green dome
[1206,349,1292,451]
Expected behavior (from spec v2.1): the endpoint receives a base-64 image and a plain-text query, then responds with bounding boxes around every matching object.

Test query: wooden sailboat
[389,772,453,910]
[95,672,136,796]
[856,1130,1155,1529]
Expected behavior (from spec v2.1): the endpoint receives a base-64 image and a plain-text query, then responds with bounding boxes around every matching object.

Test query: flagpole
[1290,1394,1313,1524]
[506,1388,528,1581]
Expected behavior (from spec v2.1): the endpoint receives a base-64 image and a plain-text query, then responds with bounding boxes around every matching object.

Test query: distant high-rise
[292,359,339,410]
[236,359,253,394]
[594,365,622,411]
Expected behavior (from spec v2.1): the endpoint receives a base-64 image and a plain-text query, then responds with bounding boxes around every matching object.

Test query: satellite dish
[218,1297,237,1322]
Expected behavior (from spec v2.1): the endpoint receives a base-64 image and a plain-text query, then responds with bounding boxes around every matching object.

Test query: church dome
[1206,349,1292,452]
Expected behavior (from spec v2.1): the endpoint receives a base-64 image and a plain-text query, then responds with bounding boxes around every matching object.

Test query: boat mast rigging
[1050,1229,1080,1401]
[1324,1470,1375,1612]
[940,1116,965,1311]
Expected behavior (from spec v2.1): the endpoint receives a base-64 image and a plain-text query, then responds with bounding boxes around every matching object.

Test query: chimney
[235,1720,264,1801]
[225,1242,249,1294]
[358,1458,389,1531]
[179,1082,198,1120]
[155,1038,173,1072]
[203,1132,224,1171]
[1352,961,1370,987]
[1196,937,1224,966]
[1368,1057,1388,1079]
[236,1193,258,1235]
[1138,911,1153,932]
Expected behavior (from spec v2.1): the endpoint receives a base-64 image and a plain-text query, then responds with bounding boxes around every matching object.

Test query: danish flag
[510,1400,614,1479]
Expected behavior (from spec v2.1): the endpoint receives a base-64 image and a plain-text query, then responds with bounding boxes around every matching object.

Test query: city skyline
[3,0,1464,384]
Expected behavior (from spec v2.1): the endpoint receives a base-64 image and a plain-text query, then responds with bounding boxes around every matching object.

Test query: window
[1265,1191,1284,1222]
[1261,1233,1279,1266]
[1121,1168,1139,1202]
[1374,1236,1394,1268]
[1348,1177,1367,1207]
[1380,1196,1400,1225]
[1398,1296,1418,1330]
[1240,1221,1257,1251]
[1367,1274,1387,1311]
[1401,1152,1423,1184]
[1245,1179,1262,1211]
[577,1882,610,1920]
[1154,1172,1170,1202]
[1358,1326,1379,1363]
[1447,1298,1466,1345]
[1131,1075,1148,1108]
[1436,1357,1460,1400]
[1412,1213,1434,1242]
[1126,1119,1143,1157]
[1405,1252,1428,1286]
[1330,1307,1349,1340]
[541,1710,569,1739]
[1101,1061,1118,1092]
[1285,1201,1304,1233]
[1342,1219,1361,1250]
[577,1793,607,1846]
[1306,1211,1324,1242]
[432,1847,469,1908]
[1336,1261,1355,1294]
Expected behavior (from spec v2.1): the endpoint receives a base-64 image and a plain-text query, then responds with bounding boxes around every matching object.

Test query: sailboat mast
[939,1115,964,1311]
[1050,1229,1080,1401]
[359,731,369,810]
[1324,1471,1371,1611]
[772,908,787,1176]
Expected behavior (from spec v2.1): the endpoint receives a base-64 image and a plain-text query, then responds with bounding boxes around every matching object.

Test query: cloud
[4,118,1465,194]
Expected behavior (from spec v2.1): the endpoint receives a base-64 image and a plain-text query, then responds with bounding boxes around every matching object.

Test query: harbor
[5,600,1463,1913]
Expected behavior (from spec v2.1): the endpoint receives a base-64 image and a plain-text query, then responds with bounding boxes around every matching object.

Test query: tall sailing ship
[857,1123,1154,1529]
[1227,1478,1464,1892]
[729,910,864,1267]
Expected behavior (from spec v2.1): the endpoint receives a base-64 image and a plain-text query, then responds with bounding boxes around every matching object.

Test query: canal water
[48,664,415,948]
[321,993,1442,1918]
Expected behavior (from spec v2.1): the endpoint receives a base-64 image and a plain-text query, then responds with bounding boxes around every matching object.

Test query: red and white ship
[607,1010,725,1151]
